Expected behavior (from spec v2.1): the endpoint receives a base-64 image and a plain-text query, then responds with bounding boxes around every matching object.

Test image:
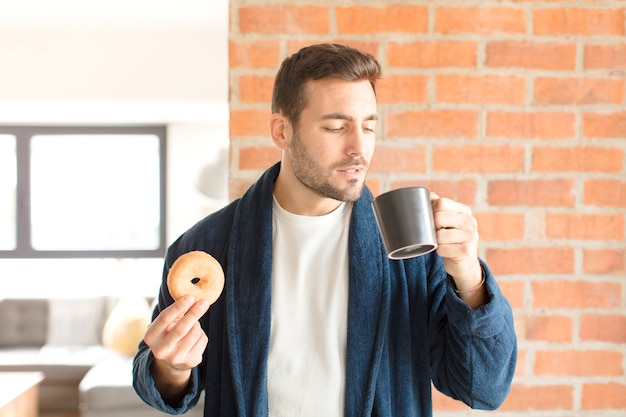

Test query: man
[133,43,517,416]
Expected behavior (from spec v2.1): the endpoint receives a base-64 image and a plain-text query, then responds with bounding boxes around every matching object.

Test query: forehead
[302,78,377,117]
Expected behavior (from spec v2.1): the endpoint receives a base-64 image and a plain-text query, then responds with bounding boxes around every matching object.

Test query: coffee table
[0,372,44,417]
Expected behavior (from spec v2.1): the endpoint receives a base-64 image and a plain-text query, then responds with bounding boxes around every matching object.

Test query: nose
[346,127,369,158]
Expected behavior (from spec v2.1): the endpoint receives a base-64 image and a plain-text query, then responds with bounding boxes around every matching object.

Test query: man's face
[287,78,378,202]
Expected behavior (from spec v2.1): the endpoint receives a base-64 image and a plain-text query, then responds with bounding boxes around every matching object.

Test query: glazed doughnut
[167,251,224,305]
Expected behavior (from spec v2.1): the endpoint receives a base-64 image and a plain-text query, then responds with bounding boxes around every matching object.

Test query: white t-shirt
[268,197,352,417]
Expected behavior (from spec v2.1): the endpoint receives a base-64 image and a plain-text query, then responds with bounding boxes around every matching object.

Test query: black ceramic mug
[372,186,437,259]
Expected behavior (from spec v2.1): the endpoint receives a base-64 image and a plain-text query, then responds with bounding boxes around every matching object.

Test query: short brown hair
[271,43,382,127]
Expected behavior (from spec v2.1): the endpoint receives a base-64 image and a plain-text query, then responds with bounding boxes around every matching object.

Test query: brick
[499,281,525,309]
[584,179,626,207]
[488,179,575,207]
[486,247,574,275]
[534,8,625,36]
[385,110,478,139]
[388,41,477,68]
[585,44,626,70]
[230,109,270,137]
[532,281,622,309]
[238,75,274,103]
[535,350,623,376]
[534,77,624,105]
[435,7,525,35]
[336,5,428,34]
[377,75,428,104]
[582,383,626,410]
[583,249,626,274]
[432,387,469,411]
[229,40,281,69]
[525,315,572,342]
[433,145,524,173]
[532,147,623,173]
[436,74,525,105]
[546,213,624,240]
[500,384,573,411]
[486,41,576,70]
[228,178,255,200]
[514,349,526,377]
[238,146,280,171]
[514,314,527,342]
[239,5,329,34]
[388,179,478,206]
[369,145,426,173]
[581,314,626,343]
[583,112,626,138]
[487,111,576,140]
[474,212,525,241]
[364,178,380,197]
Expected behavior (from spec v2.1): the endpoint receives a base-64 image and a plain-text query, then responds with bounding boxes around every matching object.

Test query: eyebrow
[320,113,378,122]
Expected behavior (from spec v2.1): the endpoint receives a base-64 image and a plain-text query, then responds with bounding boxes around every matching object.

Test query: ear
[269,113,291,150]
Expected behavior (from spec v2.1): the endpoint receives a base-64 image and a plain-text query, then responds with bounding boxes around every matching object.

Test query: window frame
[0,125,167,259]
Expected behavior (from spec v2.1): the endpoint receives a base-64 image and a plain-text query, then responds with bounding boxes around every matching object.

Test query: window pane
[0,135,16,250]
[30,134,161,251]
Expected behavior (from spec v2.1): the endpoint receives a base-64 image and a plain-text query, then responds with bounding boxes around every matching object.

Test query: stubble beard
[289,133,367,203]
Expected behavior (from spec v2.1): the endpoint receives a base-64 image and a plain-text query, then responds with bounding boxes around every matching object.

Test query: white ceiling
[0,0,228,30]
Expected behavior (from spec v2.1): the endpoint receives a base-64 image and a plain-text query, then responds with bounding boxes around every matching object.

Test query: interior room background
[0,0,624,416]
[0,0,230,297]
[228,1,625,416]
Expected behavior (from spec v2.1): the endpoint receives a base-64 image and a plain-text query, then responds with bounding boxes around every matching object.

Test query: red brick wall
[229,1,626,415]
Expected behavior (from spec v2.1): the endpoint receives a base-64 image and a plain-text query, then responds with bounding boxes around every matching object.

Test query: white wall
[0,19,229,297]
[0,29,224,101]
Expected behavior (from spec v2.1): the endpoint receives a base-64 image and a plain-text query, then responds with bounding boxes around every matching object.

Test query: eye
[324,126,343,133]
[363,124,376,134]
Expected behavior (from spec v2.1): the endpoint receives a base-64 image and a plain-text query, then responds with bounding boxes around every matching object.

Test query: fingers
[429,194,479,267]
[144,296,210,370]
[158,322,208,370]
[432,196,476,232]
[432,195,473,218]
[146,295,195,337]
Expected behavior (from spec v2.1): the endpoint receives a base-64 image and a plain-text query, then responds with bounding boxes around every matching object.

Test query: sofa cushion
[0,299,48,347]
[47,298,113,346]
[79,355,204,416]
[80,355,147,410]
[0,345,115,381]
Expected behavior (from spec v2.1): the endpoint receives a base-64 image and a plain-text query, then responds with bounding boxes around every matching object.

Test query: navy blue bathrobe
[133,162,517,417]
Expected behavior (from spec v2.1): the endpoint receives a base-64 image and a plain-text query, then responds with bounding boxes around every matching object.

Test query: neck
[273,172,342,216]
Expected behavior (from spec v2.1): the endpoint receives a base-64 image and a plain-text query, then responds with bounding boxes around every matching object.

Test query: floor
[41,411,79,417]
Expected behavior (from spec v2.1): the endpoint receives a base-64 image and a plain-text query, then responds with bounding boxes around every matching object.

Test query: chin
[337,184,365,202]
[312,177,365,202]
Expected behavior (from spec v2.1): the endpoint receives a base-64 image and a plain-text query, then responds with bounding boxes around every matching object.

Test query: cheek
[365,138,376,161]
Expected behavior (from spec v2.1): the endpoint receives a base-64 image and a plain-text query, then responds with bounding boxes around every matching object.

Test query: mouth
[338,165,365,177]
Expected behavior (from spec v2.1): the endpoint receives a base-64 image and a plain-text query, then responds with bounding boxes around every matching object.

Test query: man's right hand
[143,295,210,405]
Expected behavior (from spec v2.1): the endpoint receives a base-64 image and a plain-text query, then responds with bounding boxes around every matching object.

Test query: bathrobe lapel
[224,163,391,417]
[224,164,276,416]
[344,187,391,416]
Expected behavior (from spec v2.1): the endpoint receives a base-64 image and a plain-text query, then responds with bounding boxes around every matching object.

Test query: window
[0,126,166,258]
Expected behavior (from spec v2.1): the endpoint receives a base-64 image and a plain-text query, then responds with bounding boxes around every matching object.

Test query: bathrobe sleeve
[428,259,517,409]
[132,258,205,415]
[132,344,203,415]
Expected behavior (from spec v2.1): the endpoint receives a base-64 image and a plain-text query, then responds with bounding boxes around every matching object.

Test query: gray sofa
[0,298,204,417]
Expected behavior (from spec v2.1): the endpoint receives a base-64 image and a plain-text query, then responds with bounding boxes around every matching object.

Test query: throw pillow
[102,297,151,356]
